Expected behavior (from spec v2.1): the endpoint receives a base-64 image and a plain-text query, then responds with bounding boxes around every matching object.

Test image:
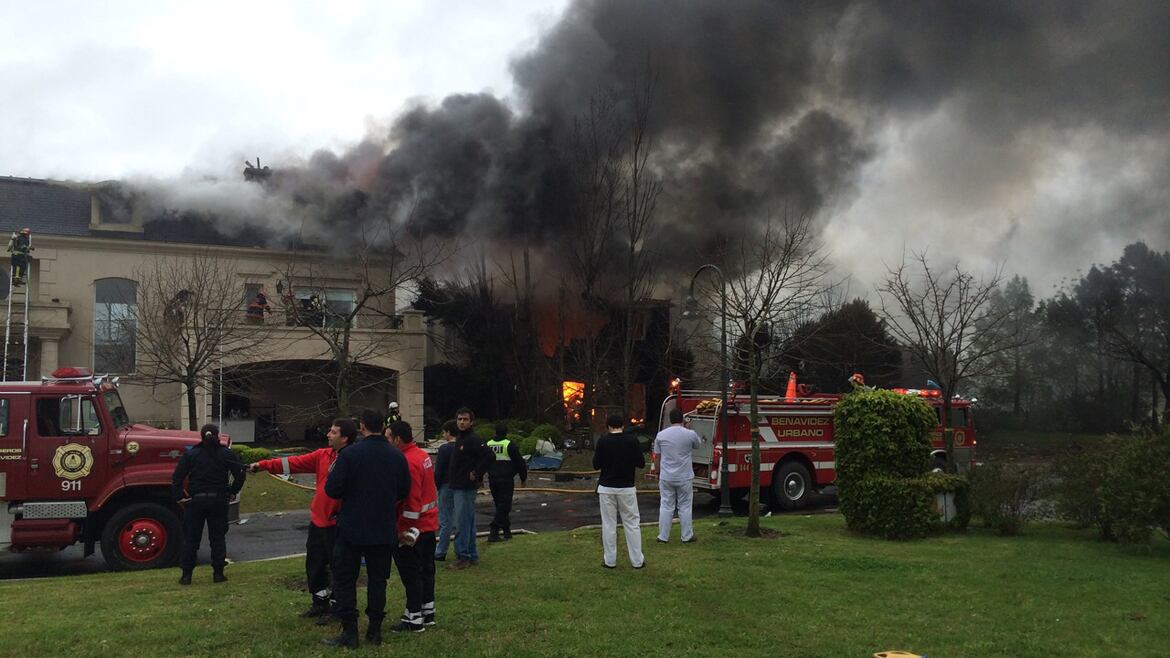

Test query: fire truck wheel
[772,462,811,511]
[101,502,183,571]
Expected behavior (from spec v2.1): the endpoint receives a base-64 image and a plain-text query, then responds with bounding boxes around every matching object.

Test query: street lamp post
[684,264,732,518]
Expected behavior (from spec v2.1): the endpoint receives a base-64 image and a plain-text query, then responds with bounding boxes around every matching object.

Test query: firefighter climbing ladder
[3,250,31,382]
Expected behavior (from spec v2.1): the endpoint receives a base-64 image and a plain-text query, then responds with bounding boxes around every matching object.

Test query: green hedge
[924,472,971,532]
[230,445,273,464]
[835,389,959,539]
[511,433,537,456]
[834,389,936,482]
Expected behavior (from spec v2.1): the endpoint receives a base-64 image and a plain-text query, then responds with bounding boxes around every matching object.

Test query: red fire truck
[0,367,237,570]
[658,380,977,510]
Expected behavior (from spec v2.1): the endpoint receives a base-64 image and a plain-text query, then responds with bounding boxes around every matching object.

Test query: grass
[2,515,1167,657]
[239,472,315,514]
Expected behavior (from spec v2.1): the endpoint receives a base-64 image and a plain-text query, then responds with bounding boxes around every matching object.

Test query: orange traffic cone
[785,371,797,400]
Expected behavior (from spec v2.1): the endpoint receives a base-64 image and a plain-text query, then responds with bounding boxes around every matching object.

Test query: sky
[0,0,566,178]
[3,1,1169,297]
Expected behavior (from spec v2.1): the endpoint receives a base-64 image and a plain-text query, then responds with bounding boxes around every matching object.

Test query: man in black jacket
[172,424,246,585]
[486,422,527,542]
[446,407,493,570]
[593,414,645,569]
[323,409,411,648]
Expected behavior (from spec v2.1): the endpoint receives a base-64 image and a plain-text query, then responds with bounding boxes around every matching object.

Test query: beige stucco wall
[6,234,424,434]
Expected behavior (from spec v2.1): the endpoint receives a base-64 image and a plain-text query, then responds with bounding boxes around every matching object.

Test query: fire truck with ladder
[658,377,977,510]
[0,367,238,570]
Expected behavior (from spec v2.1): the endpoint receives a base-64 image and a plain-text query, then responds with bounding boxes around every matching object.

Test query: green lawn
[2,515,1167,657]
[239,472,315,514]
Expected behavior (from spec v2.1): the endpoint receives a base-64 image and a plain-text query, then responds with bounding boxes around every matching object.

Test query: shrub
[530,423,562,443]
[1050,429,1170,544]
[969,463,1043,536]
[835,389,936,482]
[506,419,536,435]
[835,389,940,538]
[510,433,537,456]
[473,423,497,441]
[230,445,273,464]
[839,475,934,539]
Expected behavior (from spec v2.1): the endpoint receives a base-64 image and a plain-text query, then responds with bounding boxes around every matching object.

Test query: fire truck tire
[772,461,811,511]
[100,502,183,571]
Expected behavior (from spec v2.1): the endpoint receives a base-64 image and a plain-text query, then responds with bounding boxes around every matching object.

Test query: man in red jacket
[249,418,357,619]
[386,420,439,632]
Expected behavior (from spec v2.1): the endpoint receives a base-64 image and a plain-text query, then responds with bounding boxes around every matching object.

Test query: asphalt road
[0,485,835,580]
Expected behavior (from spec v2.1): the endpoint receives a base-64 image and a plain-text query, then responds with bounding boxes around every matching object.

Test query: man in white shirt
[649,407,703,543]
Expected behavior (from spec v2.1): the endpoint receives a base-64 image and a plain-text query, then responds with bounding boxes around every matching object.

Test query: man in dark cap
[171,423,246,585]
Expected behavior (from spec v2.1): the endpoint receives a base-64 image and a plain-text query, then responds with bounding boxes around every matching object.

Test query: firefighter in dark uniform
[171,424,246,585]
[7,228,32,286]
[386,401,402,426]
[486,422,527,542]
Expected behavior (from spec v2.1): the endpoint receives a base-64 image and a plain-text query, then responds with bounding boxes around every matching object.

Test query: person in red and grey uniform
[486,422,527,542]
[249,418,357,619]
[386,421,438,632]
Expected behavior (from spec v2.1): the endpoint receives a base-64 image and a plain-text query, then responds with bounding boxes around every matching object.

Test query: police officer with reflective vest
[386,401,402,426]
[486,422,527,542]
[171,424,246,585]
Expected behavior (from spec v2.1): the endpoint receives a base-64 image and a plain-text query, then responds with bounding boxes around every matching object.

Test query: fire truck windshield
[103,390,132,427]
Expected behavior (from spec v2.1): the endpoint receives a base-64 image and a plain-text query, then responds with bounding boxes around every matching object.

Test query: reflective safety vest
[486,438,511,460]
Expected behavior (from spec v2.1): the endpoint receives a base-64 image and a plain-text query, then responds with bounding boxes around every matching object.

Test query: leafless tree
[878,252,1022,470]
[698,209,832,537]
[618,73,663,418]
[561,93,625,420]
[129,251,275,430]
[275,221,450,420]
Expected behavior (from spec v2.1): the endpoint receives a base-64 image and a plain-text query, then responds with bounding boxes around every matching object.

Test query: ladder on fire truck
[3,259,31,382]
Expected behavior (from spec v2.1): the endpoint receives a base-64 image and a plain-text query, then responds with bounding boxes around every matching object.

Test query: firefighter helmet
[20,228,30,235]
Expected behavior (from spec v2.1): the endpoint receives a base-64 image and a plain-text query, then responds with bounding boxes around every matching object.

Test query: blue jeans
[451,487,479,562]
[435,485,454,558]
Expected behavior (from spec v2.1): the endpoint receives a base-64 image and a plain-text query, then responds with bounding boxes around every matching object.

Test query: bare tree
[618,73,663,418]
[701,209,831,537]
[561,93,625,421]
[878,252,1021,470]
[276,224,449,420]
[129,251,274,430]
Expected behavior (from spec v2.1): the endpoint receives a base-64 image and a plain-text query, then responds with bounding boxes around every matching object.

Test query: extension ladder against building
[3,264,30,382]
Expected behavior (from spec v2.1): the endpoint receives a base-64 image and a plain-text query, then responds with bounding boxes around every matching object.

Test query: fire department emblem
[53,443,94,480]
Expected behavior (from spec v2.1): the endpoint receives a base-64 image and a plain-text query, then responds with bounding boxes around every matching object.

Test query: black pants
[181,497,228,572]
[332,537,392,623]
[306,523,337,605]
[10,253,27,279]
[393,532,436,618]
[489,478,515,533]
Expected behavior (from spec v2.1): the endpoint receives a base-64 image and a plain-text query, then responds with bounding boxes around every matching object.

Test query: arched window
[94,278,137,373]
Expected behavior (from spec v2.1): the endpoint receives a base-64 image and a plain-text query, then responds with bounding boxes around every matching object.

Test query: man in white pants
[593,414,646,569]
[650,407,703,543]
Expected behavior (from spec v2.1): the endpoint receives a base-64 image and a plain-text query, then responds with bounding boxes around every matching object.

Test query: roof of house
[0,175,277,248]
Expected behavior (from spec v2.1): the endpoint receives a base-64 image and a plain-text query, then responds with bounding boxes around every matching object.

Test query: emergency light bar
[891,388,943,398]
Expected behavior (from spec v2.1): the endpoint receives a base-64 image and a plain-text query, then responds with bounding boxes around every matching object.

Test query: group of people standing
[175,408,476,649]
[170,403,702,647]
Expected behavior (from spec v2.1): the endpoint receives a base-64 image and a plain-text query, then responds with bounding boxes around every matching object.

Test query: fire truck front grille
[21,501,89,519]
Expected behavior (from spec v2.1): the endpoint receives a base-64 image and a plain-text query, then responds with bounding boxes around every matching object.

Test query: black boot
[488,528,502,542]
[301,600,329,618]
[212,569,227,583]
[178,570,192,586]
[365,616,384,646]
[322,619,359,648]
[503,529,513,540]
